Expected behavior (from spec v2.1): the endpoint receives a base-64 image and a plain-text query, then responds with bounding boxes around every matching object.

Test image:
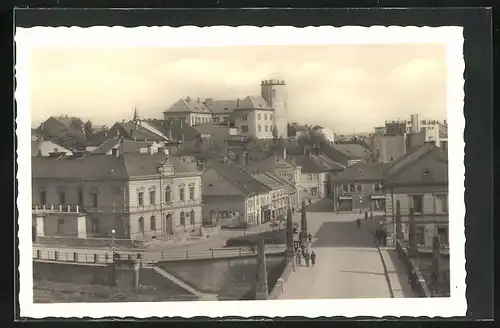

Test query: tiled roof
[335,162,392,182]
[32,155,129,180]
[333,143,372,159]
[318,144,350,167]
[262,172,297,194]
[292,155,331,173]
[251,173,284,190]
[78,130,110,147]
[384,143,448,185]
[310,154,345,171]
[236,96,272,110]
[90,139,155,155]
[205,161,271,195]
[192,124,232,139]
[109,122,166,142]
[145,119,200,143]
[32,153,199,180]
[164,98,212,114]
[204,99,238,114]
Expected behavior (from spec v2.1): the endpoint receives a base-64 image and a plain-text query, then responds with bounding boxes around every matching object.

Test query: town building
[230,96,276,139]
[35,116,88,149]
[332,162,391,212]
[202,161,272,227]
[90,139,168,155]
[32,152,203,241]
[260,171,300,212]
[333,143,372,165]
[203,99,237,124]
[251,172,289,220]
[31,140,73,157]
[163,97,213,126]
[107,119,169,143]
[292,154,336,200]
[381,142,448,249]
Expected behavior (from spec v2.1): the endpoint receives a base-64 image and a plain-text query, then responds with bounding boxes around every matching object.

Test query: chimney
[180,120,183,129]
[236,98,240,107]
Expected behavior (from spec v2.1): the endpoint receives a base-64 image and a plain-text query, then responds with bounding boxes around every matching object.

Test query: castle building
[161,79,289,140]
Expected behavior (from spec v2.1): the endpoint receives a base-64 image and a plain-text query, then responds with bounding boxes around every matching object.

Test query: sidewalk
[379,246,414,298]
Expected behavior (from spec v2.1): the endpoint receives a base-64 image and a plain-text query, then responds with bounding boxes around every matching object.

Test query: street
[280,203,392,299]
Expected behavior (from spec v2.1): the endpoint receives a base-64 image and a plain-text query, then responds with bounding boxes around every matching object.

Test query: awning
[371,195,386,200]
[338,196,353,200]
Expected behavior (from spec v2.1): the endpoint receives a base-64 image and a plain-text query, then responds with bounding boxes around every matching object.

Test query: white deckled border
[16,25,465,318]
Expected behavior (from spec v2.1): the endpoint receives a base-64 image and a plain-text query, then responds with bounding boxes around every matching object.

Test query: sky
[29,44,446,133]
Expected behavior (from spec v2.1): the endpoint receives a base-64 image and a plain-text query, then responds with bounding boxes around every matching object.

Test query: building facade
[332,163,390,213]
[231,96,276,139]
[163,97,213,126]
[32,153,203,241]
[381,143,449,249]
[260,79,288,139]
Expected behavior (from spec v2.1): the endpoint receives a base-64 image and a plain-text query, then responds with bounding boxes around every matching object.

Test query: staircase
[151,266,217,301]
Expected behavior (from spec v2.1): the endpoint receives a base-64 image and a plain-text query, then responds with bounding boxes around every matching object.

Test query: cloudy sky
[29,44,446,133]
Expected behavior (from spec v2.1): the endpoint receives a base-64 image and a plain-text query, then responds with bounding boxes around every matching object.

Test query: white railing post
[51,205,54,211]
[59,205,62,212]
[35,205,38,211]
[43,204,46,211]
[76,205,79,213]
[67,205,70,212]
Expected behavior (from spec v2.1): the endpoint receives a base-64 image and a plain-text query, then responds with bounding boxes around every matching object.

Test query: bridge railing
[32,244,286,265]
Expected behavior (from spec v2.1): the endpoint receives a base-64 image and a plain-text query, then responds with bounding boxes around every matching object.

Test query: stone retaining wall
[395,240,431,297]
[269,260,295,299]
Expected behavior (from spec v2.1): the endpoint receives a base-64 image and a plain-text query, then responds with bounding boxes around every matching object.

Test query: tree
[272,125,278,144]
[84,120,93,137]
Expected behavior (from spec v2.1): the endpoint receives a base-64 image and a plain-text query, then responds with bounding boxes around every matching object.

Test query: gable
[202,168,244,196]
[385,151,448,185]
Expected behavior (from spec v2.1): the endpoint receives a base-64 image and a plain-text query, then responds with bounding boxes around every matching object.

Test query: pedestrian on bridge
[310,250,316,267]
[375,229,381,244]
[304,251,310,267]
[307,233,312,244]
[295,250,302,266]
[365,211,368,221]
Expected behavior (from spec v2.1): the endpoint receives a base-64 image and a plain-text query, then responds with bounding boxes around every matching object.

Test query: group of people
[294,233,315,267]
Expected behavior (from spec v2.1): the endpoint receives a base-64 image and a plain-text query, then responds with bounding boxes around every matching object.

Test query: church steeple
[133,107,139,122]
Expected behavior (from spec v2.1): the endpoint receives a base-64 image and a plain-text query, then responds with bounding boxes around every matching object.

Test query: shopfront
[370,194,386,211]
[337,195,353,212]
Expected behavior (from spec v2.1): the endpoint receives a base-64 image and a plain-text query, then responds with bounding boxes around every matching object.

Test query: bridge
[33,244,286,264]
[278,200,401,299]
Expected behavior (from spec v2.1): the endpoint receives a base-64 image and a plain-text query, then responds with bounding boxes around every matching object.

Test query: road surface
[280,206,392,299]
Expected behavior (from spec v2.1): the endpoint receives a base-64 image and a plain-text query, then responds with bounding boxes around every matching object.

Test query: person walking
[307,233,312,244]
[375,229,380,244]
[304,251,310,267]
[295,250,302,266]
[310,250,316,267]
[365,211,368,221]
[381,229,387,246]
[356,218,361,229]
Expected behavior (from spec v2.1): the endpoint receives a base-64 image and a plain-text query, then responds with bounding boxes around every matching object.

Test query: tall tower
[261,79,288,138]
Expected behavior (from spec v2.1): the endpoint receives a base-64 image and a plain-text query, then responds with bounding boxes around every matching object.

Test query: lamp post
[111,229,116,261]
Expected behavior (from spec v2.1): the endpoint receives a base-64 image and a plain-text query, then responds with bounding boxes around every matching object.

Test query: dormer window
[423,168,430,175]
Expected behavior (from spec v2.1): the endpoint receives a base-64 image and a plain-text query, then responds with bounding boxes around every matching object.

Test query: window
[373,184,382,192]
[307,174,313,181]
[179,185,185,202]
[57,219,64,234]
[190,210,195,226]
[257,113,261,120]
[149,190,156,205]
[265,125,268,132]
[138,217,144,234]
[92,192,98,208]
[342,185,349,192]
[416,227,425,245]
[264,114,268,120]
[437,227,448,245]
[91,219,98,233]
[150,216,156,231]
[242,115,248,121]
[138,192,144,206]
[411,195,424,214]
[349,185,355,192]
[39,190,46,205]
[189,184,195,200]
[77,189,83,206]
[241,125,249,133]
[436,194,448,213]
[165,186,171,203]
[53,148,58,152]
[258,124,261,132]
[270,114,273,120]
[58,190,66,205]
[180,212,185,226]
[356,184,363,192]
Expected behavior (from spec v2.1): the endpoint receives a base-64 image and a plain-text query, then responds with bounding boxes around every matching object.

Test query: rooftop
[164,98,212,114]
[335,162,392,182]
[333,143,372,160]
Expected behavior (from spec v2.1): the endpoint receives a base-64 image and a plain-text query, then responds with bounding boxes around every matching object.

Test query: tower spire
[133,106,139,122]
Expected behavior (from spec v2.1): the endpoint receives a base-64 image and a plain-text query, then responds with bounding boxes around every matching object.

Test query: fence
[395,240,431,297]
[269,260,295,299]
[32,245,286,265]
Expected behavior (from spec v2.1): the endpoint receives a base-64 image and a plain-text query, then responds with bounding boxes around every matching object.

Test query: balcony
[130,199,201,212]
[32,204,82,215]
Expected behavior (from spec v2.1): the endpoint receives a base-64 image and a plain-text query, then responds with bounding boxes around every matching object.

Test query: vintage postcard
[16,25,466,318]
